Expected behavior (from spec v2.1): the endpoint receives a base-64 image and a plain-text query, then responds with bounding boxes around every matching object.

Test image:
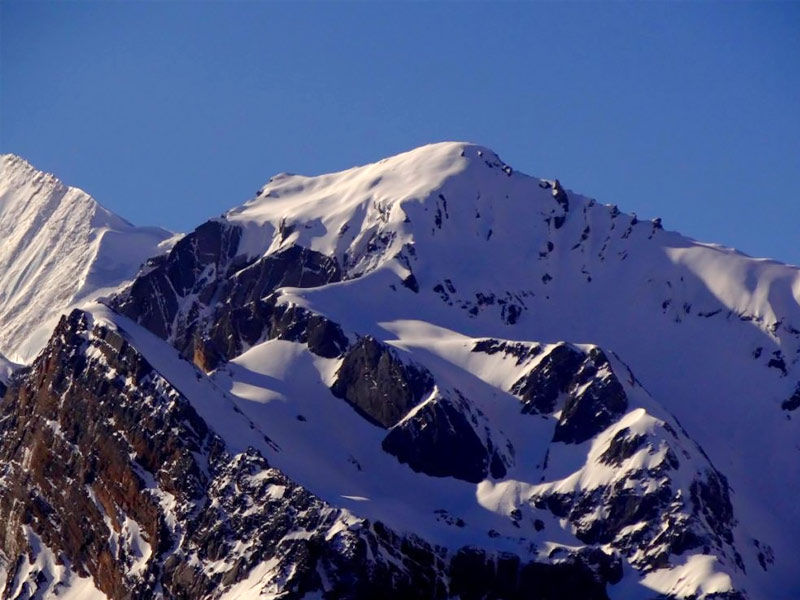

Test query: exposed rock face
[382,390,510,483]
[782,382,800,411]
[202,294,350,367]
[447,547,613,600]
[511,343,585,415]
[113,220,341,370]
[472,338,542,365]
[112,220,240,340]
[0,310,212,598]
[510,344,628,444]
[599,427,647,466]
[0,310,613,600]
[553,348,628,444]
[330,336,435,427]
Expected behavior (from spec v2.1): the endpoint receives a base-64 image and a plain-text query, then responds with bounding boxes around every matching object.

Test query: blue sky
[2,2,799,264]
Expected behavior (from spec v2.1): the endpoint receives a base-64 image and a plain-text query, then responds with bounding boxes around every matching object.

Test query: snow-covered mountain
[0,154,176,363]
[1,142,799,599]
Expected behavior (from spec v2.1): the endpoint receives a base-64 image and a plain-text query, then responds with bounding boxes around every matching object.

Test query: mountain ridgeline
[1,143,799,599]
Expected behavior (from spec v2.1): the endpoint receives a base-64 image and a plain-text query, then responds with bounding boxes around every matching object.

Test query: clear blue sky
[2,2,799,264]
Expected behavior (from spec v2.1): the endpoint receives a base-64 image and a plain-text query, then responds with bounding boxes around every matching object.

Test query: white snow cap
[0,154,176,363]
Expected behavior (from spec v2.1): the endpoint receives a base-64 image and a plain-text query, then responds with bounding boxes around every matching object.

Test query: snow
[641,554,734,597]
[85,304,557,556]
[226,141,472,262]
[1,526,108,600]
[217,558,282,600]
[120,516,152,575]
[84,299,724,600]
[0,153,175,363]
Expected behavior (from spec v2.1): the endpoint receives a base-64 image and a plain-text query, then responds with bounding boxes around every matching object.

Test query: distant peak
[0,154,153,234]
[383,141,504,164]
[1,153,66,190]
[2,152,43,175]
[258,142,503,189]
[1,152,32,166]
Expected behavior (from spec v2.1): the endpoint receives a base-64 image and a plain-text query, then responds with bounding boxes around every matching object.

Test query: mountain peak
[226,141,534,265]
[0,154,174,363]
[2,152,39,170]
[2,152,67,195]
[100,140,800,598]
[1,153,137,230]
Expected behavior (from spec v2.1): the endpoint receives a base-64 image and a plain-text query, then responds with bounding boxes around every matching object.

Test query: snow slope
[0,154,176,363]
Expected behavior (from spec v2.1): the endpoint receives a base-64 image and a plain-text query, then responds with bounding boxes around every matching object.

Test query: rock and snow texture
[0,352,18,388]
[0,154,175,363]
[2,142,800,599]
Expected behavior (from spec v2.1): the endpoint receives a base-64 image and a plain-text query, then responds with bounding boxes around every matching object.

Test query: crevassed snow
[0,154,176,363]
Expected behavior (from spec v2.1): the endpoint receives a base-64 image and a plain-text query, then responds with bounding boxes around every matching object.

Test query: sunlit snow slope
[0,154,175,363]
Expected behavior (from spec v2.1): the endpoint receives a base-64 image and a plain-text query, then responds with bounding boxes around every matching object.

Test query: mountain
[1,142,799,599]
[0,154,176,364]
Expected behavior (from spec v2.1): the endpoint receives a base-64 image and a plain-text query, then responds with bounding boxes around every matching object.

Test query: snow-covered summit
[0,154,176,363]
[225,141,800,344]
[228,141,514,259]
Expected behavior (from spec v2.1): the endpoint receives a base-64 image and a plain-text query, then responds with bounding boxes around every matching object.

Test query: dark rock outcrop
[201,294,350,367]
[512,343,585,415]
[510,344,628,444]
[382,391,508,483]
[553,348,628,444]
[599,427,648,466]
[113,220,342,370]
[781,382,800,411]
[330,336,434,428]
[448,547,611,600]
[472,338,541,365]
[114,220,241,340]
